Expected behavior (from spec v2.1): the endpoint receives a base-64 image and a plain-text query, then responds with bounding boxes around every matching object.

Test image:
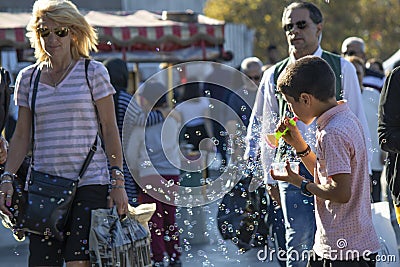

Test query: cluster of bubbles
[122,61,264,208]
[119,61,278,264]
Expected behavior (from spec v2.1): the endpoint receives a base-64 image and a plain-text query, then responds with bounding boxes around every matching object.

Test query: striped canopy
[0,10,225,61]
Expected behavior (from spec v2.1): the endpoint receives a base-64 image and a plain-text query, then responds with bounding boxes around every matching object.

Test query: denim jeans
[278,163,316,267]
[266,199,287,267]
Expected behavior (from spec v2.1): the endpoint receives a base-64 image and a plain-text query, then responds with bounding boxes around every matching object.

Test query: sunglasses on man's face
[283,20,307,32]
[37,26,69,38]
[343,51,358,56]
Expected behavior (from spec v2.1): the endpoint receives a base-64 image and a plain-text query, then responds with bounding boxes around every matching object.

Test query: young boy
[270,56,380,266]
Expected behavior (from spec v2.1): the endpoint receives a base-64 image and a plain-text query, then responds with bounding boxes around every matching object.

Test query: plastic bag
[127,203,156,234]
[89,206,152,267]
[371,201,400,266]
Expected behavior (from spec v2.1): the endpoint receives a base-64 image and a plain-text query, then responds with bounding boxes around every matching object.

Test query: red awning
[0,12,31,49]
[0,10,225,62]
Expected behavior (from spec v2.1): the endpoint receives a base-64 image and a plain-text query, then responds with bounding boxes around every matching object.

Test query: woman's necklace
[47,60,74,88]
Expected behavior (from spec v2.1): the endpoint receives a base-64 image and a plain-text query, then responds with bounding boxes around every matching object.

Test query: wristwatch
[301,179,313,197]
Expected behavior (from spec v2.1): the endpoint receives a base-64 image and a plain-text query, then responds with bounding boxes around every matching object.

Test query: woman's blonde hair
[26,0,98,63]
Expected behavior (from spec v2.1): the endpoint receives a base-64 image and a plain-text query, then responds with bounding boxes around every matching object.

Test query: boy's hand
[270,160,302,188]
[278,117,306,150]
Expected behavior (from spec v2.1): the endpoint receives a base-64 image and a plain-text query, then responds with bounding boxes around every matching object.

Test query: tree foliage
[204,0,400,63]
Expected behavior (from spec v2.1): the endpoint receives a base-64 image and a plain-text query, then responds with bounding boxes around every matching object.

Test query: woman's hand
[108,187,129,215]
[0,181,14,217]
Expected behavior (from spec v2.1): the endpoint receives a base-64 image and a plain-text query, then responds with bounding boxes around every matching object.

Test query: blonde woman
[0,0,128,266]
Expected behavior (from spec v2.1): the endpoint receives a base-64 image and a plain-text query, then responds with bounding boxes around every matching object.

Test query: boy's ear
[299,93,312,105]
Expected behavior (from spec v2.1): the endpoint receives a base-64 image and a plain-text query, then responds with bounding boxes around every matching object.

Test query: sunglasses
[343,51,357,56]
[283,20,307,32]
[37,26,69,38]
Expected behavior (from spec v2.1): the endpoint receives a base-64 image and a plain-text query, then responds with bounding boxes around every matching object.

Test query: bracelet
[110,166,123,173]
[110,166,124,177]
[0,179,13,185]
[296,144,311,158]
[1,171,16,181]
[111,177,125,185]
[110,177,125,186]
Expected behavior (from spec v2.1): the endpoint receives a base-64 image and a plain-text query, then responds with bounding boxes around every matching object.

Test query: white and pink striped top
[14,58,115,187]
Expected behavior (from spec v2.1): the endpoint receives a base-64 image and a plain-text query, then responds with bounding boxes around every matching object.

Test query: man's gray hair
[341,36,365,54]
[240,57,263,72]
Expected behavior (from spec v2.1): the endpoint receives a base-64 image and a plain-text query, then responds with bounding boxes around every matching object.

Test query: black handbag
[22,170,78,240]
[12,65,97,241]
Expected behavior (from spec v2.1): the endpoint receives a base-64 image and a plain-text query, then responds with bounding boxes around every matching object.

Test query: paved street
[0,223,29,267]
[0,200,281,267]
[0,165,398,266]
[1,199,400,266]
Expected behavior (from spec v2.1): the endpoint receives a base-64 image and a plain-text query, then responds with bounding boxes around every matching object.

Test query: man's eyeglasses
[343,51,357,56]
[37,26,69,38]
[283,20,307,32]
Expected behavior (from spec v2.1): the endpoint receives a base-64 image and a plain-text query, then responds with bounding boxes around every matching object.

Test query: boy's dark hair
[277,56,336,102]
[282,1,323,25]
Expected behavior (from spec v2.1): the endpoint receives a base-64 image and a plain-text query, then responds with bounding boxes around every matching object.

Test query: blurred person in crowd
[378,66,400,225]
[267,44,281,65]
[246,2,371,266]
[226,56,286,266]
[392,59,400,71]
[366,57,385,76]
[226,57,264,160]
[175,81,213,153]
[347,55,386,202]
[132,81,182,267]
[103,57,165,206]
[341,36,386,92]
[204,63,235,167]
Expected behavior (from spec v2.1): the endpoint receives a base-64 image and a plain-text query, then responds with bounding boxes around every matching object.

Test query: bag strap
[85,58,103,138]
[30,60,97,180]
[0,67,12,132]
